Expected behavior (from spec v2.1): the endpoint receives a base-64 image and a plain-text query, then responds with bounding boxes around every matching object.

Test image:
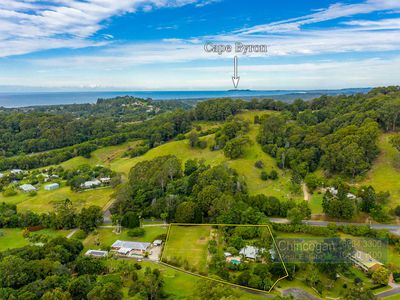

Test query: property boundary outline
[159,223,289,294]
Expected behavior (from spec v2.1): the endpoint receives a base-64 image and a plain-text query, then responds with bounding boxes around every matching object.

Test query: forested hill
[0,96,192,158]
[0,87,399,173]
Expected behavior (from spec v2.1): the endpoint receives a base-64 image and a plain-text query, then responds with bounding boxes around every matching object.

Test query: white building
[44,183,60,191]
[240,246,262,260]
[111,240,151,256]
[99,177,111,184]
[85,250,108,258]
[81,179,101,189]
[0,173,4,178]
[153,240,163,246]
[11,169,23,175]
[19,184,37,192]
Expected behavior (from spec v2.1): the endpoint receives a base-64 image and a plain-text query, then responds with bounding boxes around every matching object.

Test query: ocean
[0,89,370,108]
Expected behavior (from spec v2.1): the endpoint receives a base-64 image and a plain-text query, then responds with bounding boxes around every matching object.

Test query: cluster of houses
[85,239,163,260]
[0,168,61,193]
[327,187,357,199]
[80,177,110,189]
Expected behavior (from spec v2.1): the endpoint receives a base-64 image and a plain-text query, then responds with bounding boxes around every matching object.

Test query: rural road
[268,218,400,235]
[376,287,400,298]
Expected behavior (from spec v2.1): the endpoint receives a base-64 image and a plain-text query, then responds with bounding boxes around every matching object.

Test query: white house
[99,177,111,184]
[240,246,262,260]
[19,184,37,193]
[81,179,101,189]
[350,250,383,272]
[11,169,23,175]
[111,240,151,256]
[0,173,4,178]
[44,183,60,191]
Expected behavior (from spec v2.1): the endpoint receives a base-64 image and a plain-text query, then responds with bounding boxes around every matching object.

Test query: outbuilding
[44,183,60,191]
[85,250,108,258]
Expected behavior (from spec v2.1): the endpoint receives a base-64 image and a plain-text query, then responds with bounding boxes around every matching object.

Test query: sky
[0,0,400,91]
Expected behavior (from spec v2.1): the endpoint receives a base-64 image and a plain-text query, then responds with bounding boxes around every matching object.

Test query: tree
[175,201,199,223]
[68,275,94,300]
[344,286,376,300]
[77,206,103,233]
[223,136,250,159]
[87,283,122,300]
[121,211,140,228]
[391,134,400,152]
[395,205,400,217]
[0,256,29,288]
[41,288,72,300]
[287,207,302,225]
[260,171,268,181]
[269,170,278,180]
[188,131,199,148]
[372,267,389,285]
[74,256,106,275]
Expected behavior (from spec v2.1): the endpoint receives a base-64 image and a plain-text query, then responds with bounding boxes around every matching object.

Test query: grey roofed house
[85,250,108,258]
[19,184,37,192]
[111,240,151,252]
[81,179,101,189]
[240,246,263,259]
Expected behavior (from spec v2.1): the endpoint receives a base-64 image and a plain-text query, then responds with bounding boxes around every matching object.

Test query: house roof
[85,250,108,257]
[111,240,151,251]
[351,250,383,269]
[45,183,59,188]
[19,184,36,191]
[240,246,259,259]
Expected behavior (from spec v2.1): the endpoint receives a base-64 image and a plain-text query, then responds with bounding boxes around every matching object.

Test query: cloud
[0,0,206,57]
[236,0,400,34]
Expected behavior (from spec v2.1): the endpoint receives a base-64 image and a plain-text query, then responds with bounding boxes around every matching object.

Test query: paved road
[376,287,400,298]
[282,288,320,300]
[268,218,400,235]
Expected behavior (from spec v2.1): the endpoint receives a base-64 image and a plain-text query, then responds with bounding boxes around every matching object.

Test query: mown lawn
[83,226,167,251]
[162,225,211,273]
[0,186,114,212]
[361,133,400,207]
[0,228,28,251]
[309,193,324,214]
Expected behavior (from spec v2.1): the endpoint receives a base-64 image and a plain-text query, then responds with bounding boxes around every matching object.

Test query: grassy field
[55,111,299,201]
[361,133,400,207]
[162,225,211,273]
[60,140,143,170]
[83,226,167,251]
[0,185,114,212]
[0,228,69,251]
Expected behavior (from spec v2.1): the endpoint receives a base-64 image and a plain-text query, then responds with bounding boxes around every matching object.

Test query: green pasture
[0,185,113,212]
[162,225,211,273]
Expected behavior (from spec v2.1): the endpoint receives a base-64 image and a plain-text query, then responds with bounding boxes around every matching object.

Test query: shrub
[260,171,268,181]
[74,229,88,240]
[254,160,264,169]
[2,187,17,197]
[127,228,145,237]
[269,170,278,180]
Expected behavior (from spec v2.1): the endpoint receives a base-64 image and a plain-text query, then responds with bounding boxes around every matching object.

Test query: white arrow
[232,56,240,88]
